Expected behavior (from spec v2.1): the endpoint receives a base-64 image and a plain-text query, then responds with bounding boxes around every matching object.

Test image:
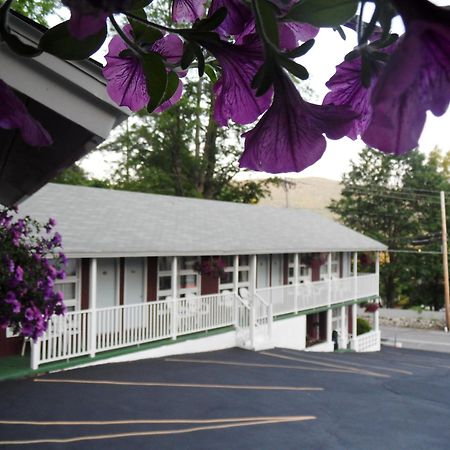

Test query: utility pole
[440,191,450,331]
[281,178,296,208]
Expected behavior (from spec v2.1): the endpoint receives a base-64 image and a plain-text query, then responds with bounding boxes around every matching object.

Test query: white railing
[33,292,236,369]
[354,330,381,352]
[96,300,172,353]
[32,274,379,368]
[357,273,379,299]
[257,284,296,316]
[37,309,91,365]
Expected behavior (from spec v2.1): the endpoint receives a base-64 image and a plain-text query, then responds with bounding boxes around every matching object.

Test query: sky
[79,4,450,182]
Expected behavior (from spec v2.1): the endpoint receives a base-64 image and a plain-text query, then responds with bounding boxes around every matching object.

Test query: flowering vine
[0,0,448,172]
[0,208,66,341]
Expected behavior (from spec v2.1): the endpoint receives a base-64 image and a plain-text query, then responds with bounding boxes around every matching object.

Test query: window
[157,257,173,300]
[54,258,80,312]
[320,252,340,280]
[219,255,250,293]
[288,253,311,284]
[157,256,201,300]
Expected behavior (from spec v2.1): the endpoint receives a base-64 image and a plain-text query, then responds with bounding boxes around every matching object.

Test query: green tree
[12,0,59,26]
[330,147,450,309]
[52,163,110,188]
[99,78,277,203]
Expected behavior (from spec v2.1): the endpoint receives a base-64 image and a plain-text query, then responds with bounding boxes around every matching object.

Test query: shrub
[0,207,66,341]
[357,317,371,335]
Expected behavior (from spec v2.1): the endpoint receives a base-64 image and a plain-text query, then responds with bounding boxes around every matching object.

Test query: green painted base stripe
[0,325,234,382]
[274,296,378,322]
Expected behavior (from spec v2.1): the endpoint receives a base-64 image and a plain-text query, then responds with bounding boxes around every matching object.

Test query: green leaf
[344,49,360,61]
[3,32,42,57]
[334,25,346,40]
[142,52,168,112]
[191,43,205,77]
[129,0,153,9]
[39,21,107,60]
[255,0,280,47]
[286,0,359,28]
[195,7,227,31]
[160,71,180,105]
[129,8,162,44]
[204,64,218,83]
[181,43,195,69]
[278,56,309,80]
[119,49,135,58]
[284,39,315,58]
[252,63,274,97]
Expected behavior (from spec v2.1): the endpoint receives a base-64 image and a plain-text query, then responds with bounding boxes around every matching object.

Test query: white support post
[171,256,178,340]
[233,255,239,326]
[327,308,333,345]
[375,251,380,296]
[89,258,97,358]
[249,255,257,348]
[294,253,299,313]
[374,306,380,332]
[327,252,332,306]
[340,305,348,349]
[352,303,357,340]
[326,252,333,346]
[233,255,239,294]
[31,339,39,370]
[352,252,358,350]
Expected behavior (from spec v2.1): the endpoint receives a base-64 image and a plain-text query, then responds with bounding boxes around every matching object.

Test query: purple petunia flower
[62,0,132,39]
[0,80,52,147]
[5,291,21,314]
[323,57,379,140]
[172,0,208,23]
[202,37,272,126]
[14,266,24,283]
[362,18,450,155]
[52,232,62,247]
[209,0,252,36]
[103,25,184,112]
[240,71,358,173]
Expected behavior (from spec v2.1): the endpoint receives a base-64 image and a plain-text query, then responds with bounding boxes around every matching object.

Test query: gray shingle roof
[19,183,386,257]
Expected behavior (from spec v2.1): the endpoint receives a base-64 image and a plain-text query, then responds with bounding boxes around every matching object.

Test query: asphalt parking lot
[1,346,450,449]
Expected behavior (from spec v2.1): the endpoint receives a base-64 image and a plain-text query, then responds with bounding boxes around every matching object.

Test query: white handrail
[32,274,379,369]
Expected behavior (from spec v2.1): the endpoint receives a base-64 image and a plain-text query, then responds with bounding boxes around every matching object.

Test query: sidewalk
[381,325,450,353]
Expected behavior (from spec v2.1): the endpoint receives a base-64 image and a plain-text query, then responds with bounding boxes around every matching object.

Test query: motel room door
[96,258,118,308]
[271,254,283,286]
[257,255,284,288]
[257,255,270,288]
[124,257,145,305]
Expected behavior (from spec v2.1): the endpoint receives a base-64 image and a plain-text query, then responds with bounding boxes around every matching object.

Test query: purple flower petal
[323,57,374,140]
[150,34,184,65]
[103,26,184,112]
[67,9,108,39]
[204,38,272,126]
[209,0,252,36]
[0,80,52,147]
[363,20,450,154]
[279,22,319,50]
[172,0,207,23]
[240,72,358,173]
[62,0,130,39]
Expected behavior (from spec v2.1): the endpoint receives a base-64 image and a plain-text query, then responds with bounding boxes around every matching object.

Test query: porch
[31,270,381,369]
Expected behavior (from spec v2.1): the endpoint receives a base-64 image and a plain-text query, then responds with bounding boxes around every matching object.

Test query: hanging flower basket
[302,253,328,267]
[194,257,226,278]
[360,253,374,266]
[365,302,380,313]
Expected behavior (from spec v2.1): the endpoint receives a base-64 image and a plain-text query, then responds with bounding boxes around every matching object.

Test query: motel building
[1,184,386,370]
